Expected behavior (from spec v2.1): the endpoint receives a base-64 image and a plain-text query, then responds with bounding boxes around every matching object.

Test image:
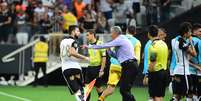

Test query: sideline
[0,91,32,101]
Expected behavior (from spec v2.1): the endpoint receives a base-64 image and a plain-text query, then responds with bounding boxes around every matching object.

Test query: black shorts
[62,68,84,95]
[172,75,192,96]
[85,66,103,87]
[189,74,198,94]
[197,76,201,96]
[148,70,169,97]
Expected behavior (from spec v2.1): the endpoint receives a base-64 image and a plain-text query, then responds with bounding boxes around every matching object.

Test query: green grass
[0,86,172,101]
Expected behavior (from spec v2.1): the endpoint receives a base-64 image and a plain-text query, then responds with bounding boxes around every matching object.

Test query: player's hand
[198,65,201,71]
[143,76,148,85]
[189,36,192,41]
[99,70,104,77]
[81,45,88,49]
[84,57,90,61]
[148,61,156,72]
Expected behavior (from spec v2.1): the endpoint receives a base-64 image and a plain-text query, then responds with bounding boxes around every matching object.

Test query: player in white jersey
[60,25,89,101]
[171,22,197,101]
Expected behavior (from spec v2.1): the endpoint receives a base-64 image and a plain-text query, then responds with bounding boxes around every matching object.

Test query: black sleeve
[178,38,189,51]
[71,40,78,50]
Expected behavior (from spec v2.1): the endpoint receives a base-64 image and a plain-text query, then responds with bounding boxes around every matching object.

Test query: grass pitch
[0,86,173,101]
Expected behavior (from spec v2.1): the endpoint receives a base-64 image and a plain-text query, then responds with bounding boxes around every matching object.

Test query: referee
[85,30,106,101]
[86,26,138,101]
[147,25,169,101]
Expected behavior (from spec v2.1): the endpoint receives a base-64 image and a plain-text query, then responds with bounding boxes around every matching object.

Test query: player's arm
[99,49,106,77]
[189,62,201,71]
[148,46,157,72]
[134,41,141,65]
[68,47,89,61]
[187,37,197,56]
[88,37,121,49]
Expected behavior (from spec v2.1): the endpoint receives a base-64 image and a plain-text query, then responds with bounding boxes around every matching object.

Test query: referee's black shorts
[85,66,103,88]
[62,68,84,95]
[172,75,192,96]
[148,70,169,97]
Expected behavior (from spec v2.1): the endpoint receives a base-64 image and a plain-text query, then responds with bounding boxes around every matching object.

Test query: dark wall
[0,44,32,74]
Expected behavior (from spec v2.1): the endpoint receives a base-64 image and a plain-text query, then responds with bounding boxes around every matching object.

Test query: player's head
[148,25,159,39]
[38,1,43,8]
[40,36,46,42]
[110,26,122,40]
[158,28,167,41]
[193,23,201,38]
[86,30,96,42]
[126,25,136,36]
[69,25,80,39]
[178,22,192,39]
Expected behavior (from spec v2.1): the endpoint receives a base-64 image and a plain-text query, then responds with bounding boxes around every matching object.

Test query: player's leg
[94,67,104,96]
[186,75,193,101]
[197,76,201,100]
[62,69,85,101]
[171,75,184,101]
[85,66,103,101]
[187,74,197,101]
[98,67,121,101]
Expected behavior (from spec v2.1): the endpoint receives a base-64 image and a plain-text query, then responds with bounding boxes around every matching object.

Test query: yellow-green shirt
[88,40,106,66]
[148,40,168,72]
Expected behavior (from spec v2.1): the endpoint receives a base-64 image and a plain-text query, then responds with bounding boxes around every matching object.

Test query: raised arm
[88,37,121,49]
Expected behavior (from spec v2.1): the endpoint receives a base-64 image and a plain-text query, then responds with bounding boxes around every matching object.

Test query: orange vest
[74,1,85,19]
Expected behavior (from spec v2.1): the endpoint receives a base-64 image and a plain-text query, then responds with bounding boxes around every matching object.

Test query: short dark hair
[193,23,201,31]
[40,36,46,42]
[87,29,95,36]
[148,25,159,37]
[178,22,192,36]
[127,26,136,35]
[68,25,78,35]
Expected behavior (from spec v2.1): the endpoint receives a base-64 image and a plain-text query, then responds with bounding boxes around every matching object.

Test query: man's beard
[75,35,79,39]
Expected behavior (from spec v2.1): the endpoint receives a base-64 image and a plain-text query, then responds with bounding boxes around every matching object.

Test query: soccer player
[85,26,138,101]
[85,30,106,101]
[126,26,141,65]
[147,25,169,101]
[98,26,141,101]
[60,25,89,101]
[189,23,201,100]
[171,22,197,101]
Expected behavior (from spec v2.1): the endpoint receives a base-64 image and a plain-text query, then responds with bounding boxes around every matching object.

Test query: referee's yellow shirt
[88,40,106,66]
[148,40,168,72]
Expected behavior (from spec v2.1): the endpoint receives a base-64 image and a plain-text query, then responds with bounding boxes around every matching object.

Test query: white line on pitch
[0,91,32,101]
